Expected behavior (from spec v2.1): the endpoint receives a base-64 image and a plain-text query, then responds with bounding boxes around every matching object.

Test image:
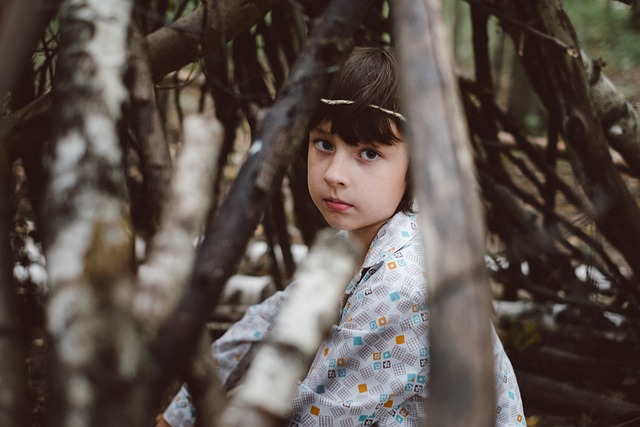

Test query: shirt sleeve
[162,286,292,427]
[492,327,527,426]
[212,285,291,389]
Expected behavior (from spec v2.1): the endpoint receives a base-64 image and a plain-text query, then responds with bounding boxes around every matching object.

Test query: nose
[323,152,349,187]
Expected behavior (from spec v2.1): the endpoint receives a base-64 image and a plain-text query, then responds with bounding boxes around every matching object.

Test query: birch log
[393,1,495,426]
[45,0,147,425]
[218,231,360,427]
[134,114,223,334]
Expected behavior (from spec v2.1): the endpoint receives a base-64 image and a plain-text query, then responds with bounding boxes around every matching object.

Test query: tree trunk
[393,1,495,426]
[134,115,223,334]
[45,0,147,425]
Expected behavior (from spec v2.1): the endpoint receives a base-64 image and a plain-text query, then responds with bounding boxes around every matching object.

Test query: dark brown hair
[309,46,414,213]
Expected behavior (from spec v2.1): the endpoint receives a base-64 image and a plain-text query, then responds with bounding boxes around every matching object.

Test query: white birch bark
[219,231,361,427]
[134,114,223,334]
[45,0,142,425]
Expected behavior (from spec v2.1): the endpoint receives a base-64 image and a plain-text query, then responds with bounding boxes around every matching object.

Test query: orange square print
[358,384,368,393]
[310,406,320,416]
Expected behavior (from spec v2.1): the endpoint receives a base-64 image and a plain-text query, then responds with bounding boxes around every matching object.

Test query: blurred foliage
[564,0,640,98]
[443,0,640,100]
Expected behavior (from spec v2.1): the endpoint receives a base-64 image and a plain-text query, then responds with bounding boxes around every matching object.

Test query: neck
[348,225,381,255]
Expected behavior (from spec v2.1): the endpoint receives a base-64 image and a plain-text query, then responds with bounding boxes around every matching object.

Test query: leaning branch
[394,0,495,425]
[151,0,375,392]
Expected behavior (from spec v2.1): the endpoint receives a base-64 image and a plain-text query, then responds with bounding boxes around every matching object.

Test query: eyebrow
[310,126,332,136]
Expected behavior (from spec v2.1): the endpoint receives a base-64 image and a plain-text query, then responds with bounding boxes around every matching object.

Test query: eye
[314,139,334,153]
[359,149,380,161]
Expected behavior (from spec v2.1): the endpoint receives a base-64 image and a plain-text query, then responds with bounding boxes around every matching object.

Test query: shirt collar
[360,211,419,269]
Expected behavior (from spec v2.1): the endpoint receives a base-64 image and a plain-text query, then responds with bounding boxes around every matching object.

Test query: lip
[324,198,353,213]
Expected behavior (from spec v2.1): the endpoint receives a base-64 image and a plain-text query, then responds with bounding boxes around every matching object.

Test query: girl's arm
[211,285,292,389]
[161,285,293,427]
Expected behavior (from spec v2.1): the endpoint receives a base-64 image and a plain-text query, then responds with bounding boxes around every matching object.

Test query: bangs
[311,104,405,146]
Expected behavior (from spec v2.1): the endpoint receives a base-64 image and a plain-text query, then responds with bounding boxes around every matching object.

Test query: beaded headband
[320,98,406,122]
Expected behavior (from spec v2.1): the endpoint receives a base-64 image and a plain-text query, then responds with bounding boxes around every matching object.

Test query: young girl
[160,46,525,427]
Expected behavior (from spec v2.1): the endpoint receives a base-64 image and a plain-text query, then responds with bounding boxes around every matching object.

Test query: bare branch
[1,0,282,166]
[126,25,173,238]
[516,371,640,422]
[152,0,375,394]
[147,0,283,81]
[219,231,361,427]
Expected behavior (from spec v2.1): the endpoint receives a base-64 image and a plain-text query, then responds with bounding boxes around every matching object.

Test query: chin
[324,219,351,232]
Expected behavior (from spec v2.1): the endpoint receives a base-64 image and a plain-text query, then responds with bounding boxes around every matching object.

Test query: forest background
[3,0,640,426]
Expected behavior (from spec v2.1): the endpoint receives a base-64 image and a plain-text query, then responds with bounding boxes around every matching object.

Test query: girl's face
[307,120,409,249]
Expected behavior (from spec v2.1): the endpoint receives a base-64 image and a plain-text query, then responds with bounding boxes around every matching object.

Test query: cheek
[306,159,321,196]
[388,164,409,207]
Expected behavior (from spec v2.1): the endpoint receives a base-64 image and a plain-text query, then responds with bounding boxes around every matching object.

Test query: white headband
[320,98,406,122]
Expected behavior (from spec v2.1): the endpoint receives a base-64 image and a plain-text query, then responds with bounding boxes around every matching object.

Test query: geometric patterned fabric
[163,211,526,426]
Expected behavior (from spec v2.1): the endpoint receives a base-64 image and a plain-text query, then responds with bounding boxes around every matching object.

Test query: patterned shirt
[163,211,526,426]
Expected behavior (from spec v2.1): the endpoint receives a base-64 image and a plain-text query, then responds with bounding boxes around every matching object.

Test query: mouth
[324,198,353,212]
